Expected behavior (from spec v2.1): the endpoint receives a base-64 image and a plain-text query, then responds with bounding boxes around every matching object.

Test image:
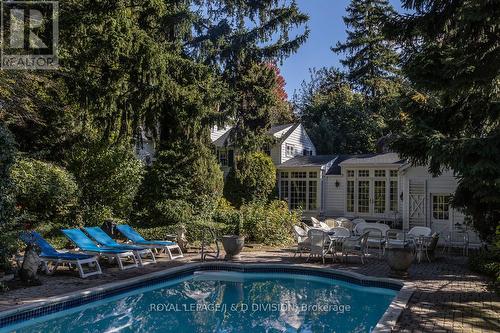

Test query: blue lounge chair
[116,224,183,260]
[83,227,156,266]
[24,231,102,278]
[62,229,139,270]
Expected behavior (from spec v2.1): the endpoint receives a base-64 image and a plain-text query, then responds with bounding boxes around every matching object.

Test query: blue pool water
[4,272,397,333]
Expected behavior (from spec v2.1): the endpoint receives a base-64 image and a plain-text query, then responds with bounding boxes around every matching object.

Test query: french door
[346,169,396,217]
[356,179,387,217]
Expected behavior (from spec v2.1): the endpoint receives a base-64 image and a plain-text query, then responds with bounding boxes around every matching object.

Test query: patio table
[328,235,349,262]
[414,235,433,263]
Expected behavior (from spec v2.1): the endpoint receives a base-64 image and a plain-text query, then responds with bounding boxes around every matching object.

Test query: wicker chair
[342,232,370,264]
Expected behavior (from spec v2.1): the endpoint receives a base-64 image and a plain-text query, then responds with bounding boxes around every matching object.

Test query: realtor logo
[1,1,58,69]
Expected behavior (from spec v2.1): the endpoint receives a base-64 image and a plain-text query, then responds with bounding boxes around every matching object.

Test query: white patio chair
[342,231,370,264]
[324,218,339,228]
[306,229,331,264]
[330,227,351,237]
[310,217,322,228]
[352,218,366,225]
[408,227,432,238]
[353,221,369,235]
[318,221,331,231]
[293,225,310,257]
[337,219,353,231]
[336,217,351,223]
[364,227,387,258]
[329,227,351,256]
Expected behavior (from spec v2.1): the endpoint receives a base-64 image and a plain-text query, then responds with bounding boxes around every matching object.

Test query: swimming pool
[0,263,412,333]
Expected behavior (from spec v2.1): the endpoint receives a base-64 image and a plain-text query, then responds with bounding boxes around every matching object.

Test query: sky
[279,0,404,99]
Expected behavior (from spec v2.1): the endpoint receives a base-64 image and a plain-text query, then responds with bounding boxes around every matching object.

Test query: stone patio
[1,247,499,332]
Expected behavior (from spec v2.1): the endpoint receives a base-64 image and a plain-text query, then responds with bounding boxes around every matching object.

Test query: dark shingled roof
[326,153,406,175]
[212,130,231,147]
[325,155,358,175]
[278,155,338,168]
[268,123,294,135]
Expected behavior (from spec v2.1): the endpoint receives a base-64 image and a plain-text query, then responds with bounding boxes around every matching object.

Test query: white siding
[210,126,231,142]
[323,175,345,216]
[401,166,480,244]
[280,124,316,164]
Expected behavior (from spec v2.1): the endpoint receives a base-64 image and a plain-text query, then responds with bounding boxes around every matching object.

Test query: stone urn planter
[222,235,245,261]
[385,242,415,278]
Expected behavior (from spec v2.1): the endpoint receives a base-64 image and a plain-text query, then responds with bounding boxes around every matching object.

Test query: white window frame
[432,194,451,221]
[218,150,228,167]
[279,170,319,211]
[344,168,399,216]
[285,144,295,157]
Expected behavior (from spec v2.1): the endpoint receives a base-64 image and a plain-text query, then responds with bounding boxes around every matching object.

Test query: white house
[211,123,316,176]
[273,127,480,245]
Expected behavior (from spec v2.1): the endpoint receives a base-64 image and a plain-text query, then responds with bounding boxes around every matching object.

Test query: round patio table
[328,234,349,262]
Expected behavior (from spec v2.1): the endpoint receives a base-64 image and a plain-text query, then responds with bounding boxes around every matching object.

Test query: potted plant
[222,212,245,261]
[385,232,415,278]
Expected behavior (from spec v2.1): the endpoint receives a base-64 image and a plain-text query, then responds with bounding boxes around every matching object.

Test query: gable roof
[339,153,405,166]
[211,123,300,147]
[212,129,232,147]
[278,155,338,168]
[325,153,406,175]
[268,123,294,135]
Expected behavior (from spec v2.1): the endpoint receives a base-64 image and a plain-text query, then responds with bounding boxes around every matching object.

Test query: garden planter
[385,243,414,278]
[222,235,245,261]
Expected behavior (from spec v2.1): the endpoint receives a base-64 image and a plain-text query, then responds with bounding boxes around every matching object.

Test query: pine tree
[194,0,309,152]
[388,0,500,240]
[332,0,400,104]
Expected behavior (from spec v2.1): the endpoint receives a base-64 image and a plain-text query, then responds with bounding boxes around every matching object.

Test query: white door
[409,180,426,227]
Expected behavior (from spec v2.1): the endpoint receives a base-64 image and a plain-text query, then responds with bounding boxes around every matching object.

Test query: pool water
[4,272,397,333]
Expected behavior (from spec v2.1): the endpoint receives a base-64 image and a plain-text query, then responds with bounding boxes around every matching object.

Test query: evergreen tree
[388,0,500,241]
[194,0,309,151]
[0,125,17,271]
[297,68,380,154]
[332,0,400,106]
[229,62,289,151]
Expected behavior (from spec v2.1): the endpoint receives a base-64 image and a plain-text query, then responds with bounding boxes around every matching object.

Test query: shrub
[469,248,500,292]
[149,199,194,227]
[240,200,300,245]
[68,141,144,225]
[10,157,79,231]
[224,152,276,207]
[134,141,223,224]
[212,198,241,234]
[0,126,16,272]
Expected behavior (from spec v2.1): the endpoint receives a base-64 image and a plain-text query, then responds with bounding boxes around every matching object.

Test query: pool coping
[0,262,414,331]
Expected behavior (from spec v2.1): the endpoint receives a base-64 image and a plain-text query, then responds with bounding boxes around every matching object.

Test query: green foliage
[0,126,17,271]
[134,141,224,224]
[298,69,380,154]
[0,71,79,162]
[0,125,16,226]
[11,157,79,231]
[228,62,290,152]
[332,0,400,102]
[469,248,500,293]
[212,198,240,230]
[147,199,194,228]
[68,141,144,225]
[389,0,500,241]
[240,200,300,246]
[224,152,277,207]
